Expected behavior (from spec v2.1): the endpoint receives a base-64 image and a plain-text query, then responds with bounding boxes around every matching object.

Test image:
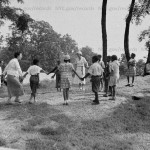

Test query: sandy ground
[0,76,150,150]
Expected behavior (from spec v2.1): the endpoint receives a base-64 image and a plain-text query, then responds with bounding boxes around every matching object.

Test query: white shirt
[75,56,88,67]
[109,60,120,77]
[3,58,22,77]
[99,61,105,69]
[27,65,42,75]
[88,62,103,76]
[0,67,2,76]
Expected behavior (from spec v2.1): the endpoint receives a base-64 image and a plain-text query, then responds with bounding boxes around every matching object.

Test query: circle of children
[0,51,138,105]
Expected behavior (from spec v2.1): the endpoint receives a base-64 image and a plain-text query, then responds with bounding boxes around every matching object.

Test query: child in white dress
[109,55,120,100]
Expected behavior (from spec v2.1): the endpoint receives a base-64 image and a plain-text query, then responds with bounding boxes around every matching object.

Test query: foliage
[0,21,79,71]
[132,0,150,25]
[81,46,97,66]
[136,59,145,75]
[139,26,150,63]
[119,54,128,76]
[0,0,32,33]
[139,26,150,49]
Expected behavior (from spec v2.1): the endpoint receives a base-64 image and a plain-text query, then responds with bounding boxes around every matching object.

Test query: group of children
[0,52,120,105]
[19,53,119,105]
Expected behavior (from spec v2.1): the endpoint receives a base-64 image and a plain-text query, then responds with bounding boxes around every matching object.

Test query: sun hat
[76,51,82,55]
[64,54,70,60]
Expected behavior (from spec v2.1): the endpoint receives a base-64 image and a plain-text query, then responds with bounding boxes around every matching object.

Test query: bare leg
[79,83,82,90]
[112,85,116,99]
[63,89,67,105]
[14,96,21,103]
[66,88,69,100]
[66,88,69,105]
[125,76,130,86]
[132,76,135,85]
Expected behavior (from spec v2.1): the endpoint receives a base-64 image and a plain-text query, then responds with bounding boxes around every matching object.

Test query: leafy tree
[124,0,150,61]
[118,54,128,76]
[139,27,150,63]
[0,0,32,33]
[136,59,145,75]
[60,34,78,63]
[0,21,79,71]
[81,46,97,66]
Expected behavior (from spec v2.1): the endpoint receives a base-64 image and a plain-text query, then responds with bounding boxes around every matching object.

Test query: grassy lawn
[0,76,150,150]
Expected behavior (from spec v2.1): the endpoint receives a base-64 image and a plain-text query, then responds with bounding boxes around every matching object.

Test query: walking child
[81,55,103,105]
[23,59,47,103]
[109,55,120,100]
[51,54,80,105]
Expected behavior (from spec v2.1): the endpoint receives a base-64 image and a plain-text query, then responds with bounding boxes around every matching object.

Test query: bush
[39,79,55,89]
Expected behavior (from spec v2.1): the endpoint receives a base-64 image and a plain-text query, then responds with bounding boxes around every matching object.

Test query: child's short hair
[131,53,136,58]
[33,59,39,65]
[64,59,70,63]
[111,55,118,61]
[97,55,102,61]
[92,55,99,63]
[14,52,21,58]
[107,56,111,62]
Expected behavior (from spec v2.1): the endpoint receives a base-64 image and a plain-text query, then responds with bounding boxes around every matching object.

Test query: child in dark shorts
[81,55,103,105]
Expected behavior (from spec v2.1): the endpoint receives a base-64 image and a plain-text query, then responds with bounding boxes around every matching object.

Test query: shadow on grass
[70,94,150,149]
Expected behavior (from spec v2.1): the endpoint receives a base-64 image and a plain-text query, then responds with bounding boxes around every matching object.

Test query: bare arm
[23,72,28,78]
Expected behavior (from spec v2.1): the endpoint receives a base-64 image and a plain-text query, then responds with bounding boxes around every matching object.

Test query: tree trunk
[124,0,135,62]
[101,0,107,66]
[146,47,150,63]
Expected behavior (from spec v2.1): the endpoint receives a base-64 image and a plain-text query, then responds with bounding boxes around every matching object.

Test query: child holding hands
[109,55,120,100]
[81,55,103,105]
[51,54,80,105]
[23,59,48,103]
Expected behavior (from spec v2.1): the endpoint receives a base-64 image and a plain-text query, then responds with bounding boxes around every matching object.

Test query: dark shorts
[91,76,101,93]
[30,75,39,97]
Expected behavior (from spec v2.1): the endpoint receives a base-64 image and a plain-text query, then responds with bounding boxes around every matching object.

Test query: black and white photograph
[0,0,150,149]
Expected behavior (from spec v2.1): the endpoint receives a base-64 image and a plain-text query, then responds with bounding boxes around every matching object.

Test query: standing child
[126,53,136,87]
[82,55,103,105]
[51,54,80,105]
[23,59,47,103]
[109,55,120,100]
[97,55,105,91]
[103,56,112,97]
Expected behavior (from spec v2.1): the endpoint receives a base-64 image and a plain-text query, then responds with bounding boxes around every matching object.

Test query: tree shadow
[71,93,150,149]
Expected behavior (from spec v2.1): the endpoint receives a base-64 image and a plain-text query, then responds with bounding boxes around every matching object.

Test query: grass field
[0,75,150,150]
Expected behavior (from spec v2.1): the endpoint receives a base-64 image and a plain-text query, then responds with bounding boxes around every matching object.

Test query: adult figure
[126,53,136,87]
[73,51,88,90]
[3,52,24,104]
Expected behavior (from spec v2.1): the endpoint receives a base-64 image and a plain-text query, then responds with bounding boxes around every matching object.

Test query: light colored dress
[109,60,120,86]
[3,58,24,97]
[73,56,88,84]
[58,62,74,89]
